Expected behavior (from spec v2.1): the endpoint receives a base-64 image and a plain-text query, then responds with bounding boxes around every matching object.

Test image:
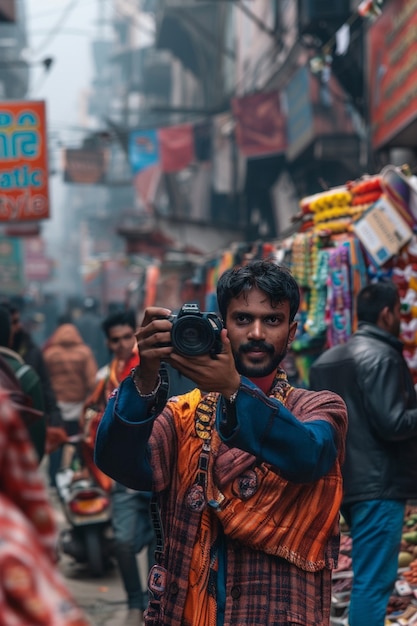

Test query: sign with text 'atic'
[0,100,50,222]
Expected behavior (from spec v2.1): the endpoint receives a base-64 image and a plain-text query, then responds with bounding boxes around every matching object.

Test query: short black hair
[101,309,136,339]
[356,281,399,324]
[217,260,300,323]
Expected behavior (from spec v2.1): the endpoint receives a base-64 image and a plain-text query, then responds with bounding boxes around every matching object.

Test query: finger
[140,307,172,327]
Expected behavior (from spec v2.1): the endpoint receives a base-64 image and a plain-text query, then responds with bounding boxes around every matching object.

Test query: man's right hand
[134,307,174,394]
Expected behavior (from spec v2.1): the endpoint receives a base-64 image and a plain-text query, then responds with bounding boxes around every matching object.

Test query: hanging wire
[320,12,362,56]
[29,0,105,21]
[32,0,82,56]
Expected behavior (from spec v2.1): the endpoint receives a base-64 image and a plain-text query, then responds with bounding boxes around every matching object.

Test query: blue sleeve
[217,378,338,483]
[94,376,156,490]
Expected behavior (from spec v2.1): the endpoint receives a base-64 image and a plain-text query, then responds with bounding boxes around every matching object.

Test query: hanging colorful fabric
[326,243,352,347]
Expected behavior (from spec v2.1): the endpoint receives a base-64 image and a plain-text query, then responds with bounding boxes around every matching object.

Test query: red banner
[232,91,287,158]
[0,100,49,222]
[368,0,417,149]
[158,124,194,172]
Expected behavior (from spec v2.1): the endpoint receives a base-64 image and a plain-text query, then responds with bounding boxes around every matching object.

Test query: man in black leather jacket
[310,280,417,626]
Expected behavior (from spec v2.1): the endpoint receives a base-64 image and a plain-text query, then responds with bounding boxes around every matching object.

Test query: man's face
[225,287,297,378]
[107,324,136,361]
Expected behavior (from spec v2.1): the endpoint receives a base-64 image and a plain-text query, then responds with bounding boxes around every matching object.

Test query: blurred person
[310,281,417,626]
[0,385,91,626]
[95,260,347,626]
[82,309,154,626]
[7,301,67,483]
[43,323,97,478]
[5,301,66,453]
[0,304,46,462]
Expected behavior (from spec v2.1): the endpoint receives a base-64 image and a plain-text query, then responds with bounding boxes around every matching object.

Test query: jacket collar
[356,322,404,353]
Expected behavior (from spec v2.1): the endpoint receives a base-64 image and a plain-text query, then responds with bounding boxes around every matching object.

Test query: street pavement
[48,485,148,626]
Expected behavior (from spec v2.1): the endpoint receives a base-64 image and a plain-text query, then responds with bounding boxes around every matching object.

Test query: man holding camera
[95,260,347,626]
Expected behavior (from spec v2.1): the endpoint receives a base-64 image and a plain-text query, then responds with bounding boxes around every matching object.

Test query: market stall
[200,164,417,388]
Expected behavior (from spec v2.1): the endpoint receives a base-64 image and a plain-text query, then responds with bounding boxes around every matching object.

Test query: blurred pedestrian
[0,386,91,625]
[0,304,46,462]
[43,323,97,481]
[6,300,65,431]
[82,309,154,626]
[310,281,417,626]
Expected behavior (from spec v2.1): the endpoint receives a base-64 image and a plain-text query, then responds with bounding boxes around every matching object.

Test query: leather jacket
[309,323,417,504]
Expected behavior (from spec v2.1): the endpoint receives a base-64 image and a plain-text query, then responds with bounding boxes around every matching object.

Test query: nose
[248,319,265,340]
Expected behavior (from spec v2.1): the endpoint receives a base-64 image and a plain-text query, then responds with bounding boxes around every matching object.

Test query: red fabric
[144,264,160,309]
[82,350,139,492]
[133,164,161,211]
[0,389,90,625]
[232,91,287,157]
[158,124,195,172]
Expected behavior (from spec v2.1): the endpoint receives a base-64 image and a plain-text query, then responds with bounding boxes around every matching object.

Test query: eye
[235,314,251,324]
[266,315,282,325]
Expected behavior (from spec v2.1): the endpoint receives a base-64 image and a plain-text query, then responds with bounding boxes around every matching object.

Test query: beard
[233,340,288,378]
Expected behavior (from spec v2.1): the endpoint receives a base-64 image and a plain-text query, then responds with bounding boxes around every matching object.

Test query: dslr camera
[168,303,223,357]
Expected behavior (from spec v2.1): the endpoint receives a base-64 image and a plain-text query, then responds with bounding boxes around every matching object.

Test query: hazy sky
[23,0,101,244]
[26,0,98,140]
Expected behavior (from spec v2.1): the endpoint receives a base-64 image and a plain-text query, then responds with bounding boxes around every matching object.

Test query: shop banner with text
[0,100,49,222]
[368,0,417,149]
[63,148,108,184]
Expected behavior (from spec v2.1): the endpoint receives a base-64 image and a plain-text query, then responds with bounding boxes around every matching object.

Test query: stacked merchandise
[197,165,417,386]
[392,238,417,385]
[290,177,383,385]
[291,167,417,387]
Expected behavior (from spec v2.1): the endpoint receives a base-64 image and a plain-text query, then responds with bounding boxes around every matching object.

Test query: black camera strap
[149,362,170,418]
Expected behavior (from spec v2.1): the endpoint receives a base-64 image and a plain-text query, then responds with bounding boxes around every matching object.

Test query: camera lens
[171,316,216,356]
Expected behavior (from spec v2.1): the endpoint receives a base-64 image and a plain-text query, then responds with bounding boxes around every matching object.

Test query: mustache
[239,340,274,355]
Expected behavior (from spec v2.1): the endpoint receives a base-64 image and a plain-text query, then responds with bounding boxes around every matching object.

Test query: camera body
[169,303,223,357]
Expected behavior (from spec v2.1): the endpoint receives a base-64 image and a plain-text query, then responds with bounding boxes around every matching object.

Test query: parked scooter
[55,436,114,577]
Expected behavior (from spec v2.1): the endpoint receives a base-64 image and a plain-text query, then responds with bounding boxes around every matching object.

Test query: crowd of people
[0,260,416,626]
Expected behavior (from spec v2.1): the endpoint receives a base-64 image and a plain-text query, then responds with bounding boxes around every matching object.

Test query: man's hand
[135,306,174,394]
[168,329,240,398]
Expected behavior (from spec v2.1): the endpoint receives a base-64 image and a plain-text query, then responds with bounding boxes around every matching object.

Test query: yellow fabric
[183,507,218,626]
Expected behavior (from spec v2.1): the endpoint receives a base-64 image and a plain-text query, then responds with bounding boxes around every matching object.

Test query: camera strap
[149,362,170,418]
[148,362,174,560]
